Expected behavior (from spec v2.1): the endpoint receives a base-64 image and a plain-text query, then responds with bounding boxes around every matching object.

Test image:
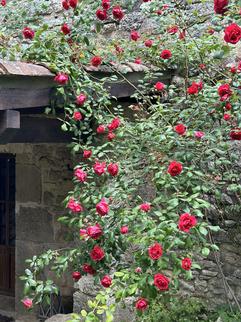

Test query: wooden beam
[0,88,53,110]
[0,115,71,144]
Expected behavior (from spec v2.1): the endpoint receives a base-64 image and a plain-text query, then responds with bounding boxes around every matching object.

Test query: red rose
[178,213,197,232]
[160,49,172,59]
[108,117,121,131]
[145,39,153,47]
[224,23,241,44]
[72,271,82,281]
[91,56,102,67]
[230,129,241,140]
[54,73,69,85]
[134,58,142,64]
[74,168,87,182]
[102,0,110,10]
[96,199,109,216]
[181,258,192,270]
[179,30,186,40]
[148,243,163,260]
[156,9,163,15]
[82,264,96,275]
[230,66,236,73]
[87,225,102,239]
[135,267,142,273]
[174,124,186,135]
[61,23,71,35]
[155,82,165,91]
[154,273,169,291]
[62,0,70,10]
[167,161,183,176]
[69,0,78,8]
[223,113,231,121]
[83,150,92,158]
[208,28,215,35]
[90,245,105,261]
[73,111,82,121]
[107,132,116,141]
[218,84,232,101]
[80,229,87,239]
[97,125,106,134]
[131,31,140,41]
[194,131,205,139]
[76,94,87,106]
[67,198,84,213]
[120,226,128,234]
[115,45,124,54]
[1,0,6,6]
[112,5,124,20]
[225,102,232,110]
[22,27,35,39]
[93,161,106,176]
[187,82,199,95]
[214,0,229,14]
[107,163,119,176]
[167,25,179,34]
[96,9,108,21]
[101,275,112,288]
[135,298,148,311]
[139,203,151,212]
[22,298,33,310]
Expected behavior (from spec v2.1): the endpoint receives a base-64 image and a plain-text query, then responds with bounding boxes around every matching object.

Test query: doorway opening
[0,154,15,296]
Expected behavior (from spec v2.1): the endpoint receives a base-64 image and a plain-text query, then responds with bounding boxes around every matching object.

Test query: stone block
[16,164,41,203]
[16,206,54,243]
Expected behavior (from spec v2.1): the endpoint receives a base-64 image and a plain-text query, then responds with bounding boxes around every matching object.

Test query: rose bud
[22,298,33,309]
[130,31,140,41]
[22,27,35,39]
[155,81,165,91]
[139,203,151,212]
[120,226,128,234]
[61,23,71,35]
[73,111,82,121]
[54,73,69,85]
[91,56,102,67]
[76,94,87,106]
[112,5,124,20]
[72,271,81,281]
[101,275,112,288]
[83,150,92,158]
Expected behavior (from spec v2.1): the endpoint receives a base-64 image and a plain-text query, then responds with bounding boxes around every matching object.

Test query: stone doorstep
[0,309,16,319]
[0,294,15,312]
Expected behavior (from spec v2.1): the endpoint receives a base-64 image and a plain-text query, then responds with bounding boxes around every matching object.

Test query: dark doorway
[0,154,15,295]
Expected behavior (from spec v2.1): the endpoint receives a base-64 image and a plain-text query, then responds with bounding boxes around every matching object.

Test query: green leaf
[61,123,68,132]
[202,247,210,257]
[199,226,208,236]
[81,310,87,317]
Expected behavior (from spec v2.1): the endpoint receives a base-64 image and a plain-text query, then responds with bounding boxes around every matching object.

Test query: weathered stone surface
[17,206,53,243]
[45,314,74,322]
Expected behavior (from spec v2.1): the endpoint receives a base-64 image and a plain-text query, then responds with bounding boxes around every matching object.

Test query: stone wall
[0,143,76,321]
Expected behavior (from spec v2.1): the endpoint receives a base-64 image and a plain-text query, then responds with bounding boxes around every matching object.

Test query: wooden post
[0,110,20,134]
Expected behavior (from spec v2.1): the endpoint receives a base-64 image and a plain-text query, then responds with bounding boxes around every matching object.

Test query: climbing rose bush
[1,0,241,320]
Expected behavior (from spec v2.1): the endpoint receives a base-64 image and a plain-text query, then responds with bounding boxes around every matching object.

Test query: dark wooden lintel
[0,114,71,144]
